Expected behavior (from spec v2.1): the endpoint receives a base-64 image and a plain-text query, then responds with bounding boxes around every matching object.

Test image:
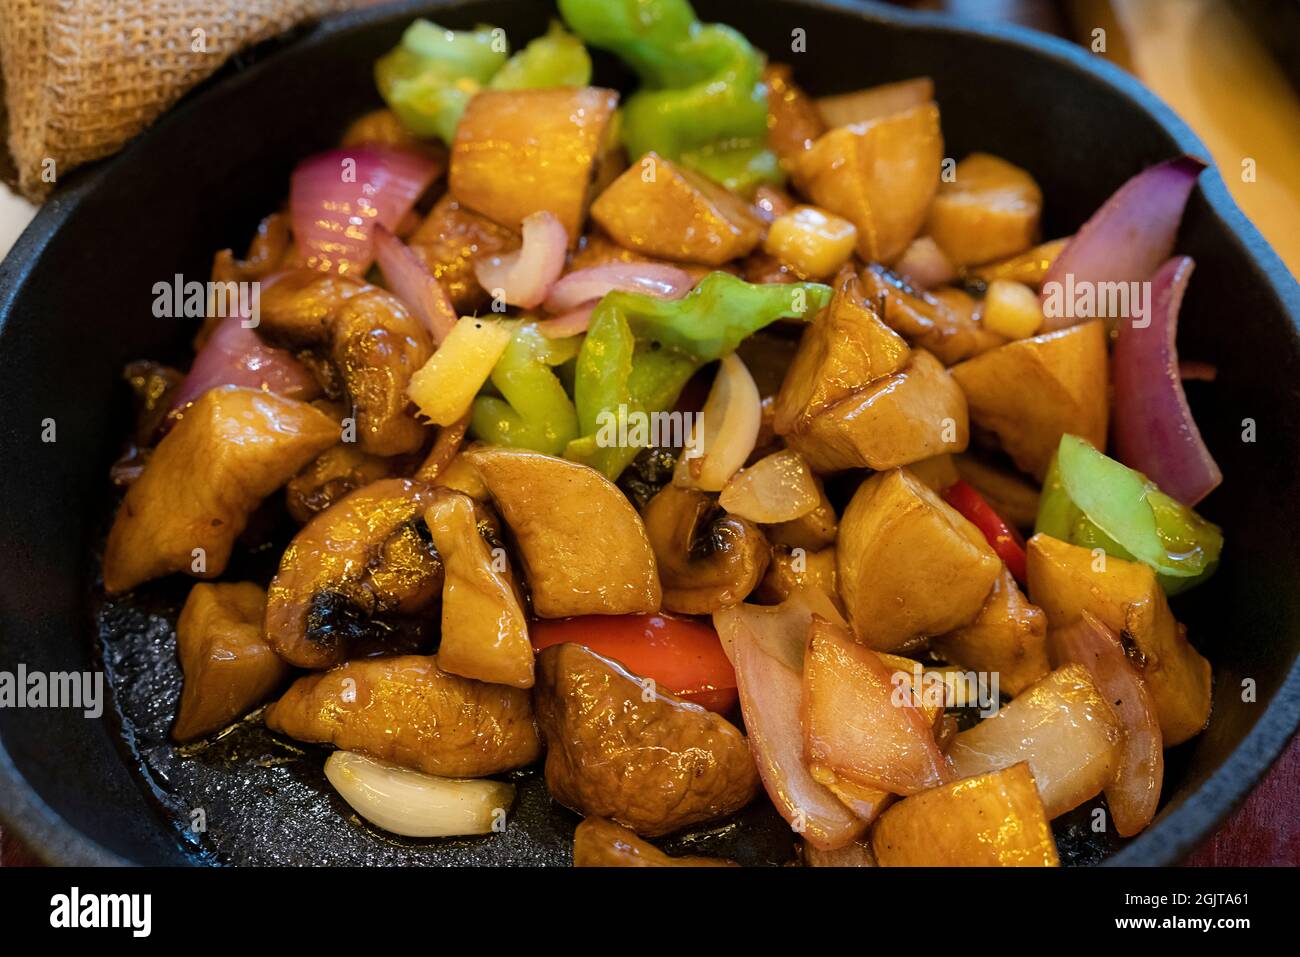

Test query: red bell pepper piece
[530,613,738,713]
[942,479,1028,584]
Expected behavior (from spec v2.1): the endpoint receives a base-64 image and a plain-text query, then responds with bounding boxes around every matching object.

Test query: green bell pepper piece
[470,324,581,456]
[375,20,508,142]
[572,305,638,437]
[565,272,831,478]
[565,346,697,479]
[554,0,697,83]
[489,20,592,89]
[1035,434,1223,595]
[613,270,831,361]
[559,0,781,194]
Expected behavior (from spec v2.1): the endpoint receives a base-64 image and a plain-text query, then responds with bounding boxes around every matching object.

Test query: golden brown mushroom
[103,386,339,594]
[450,86,619,242]
[173,582,289,742]
[264,478,443,669]
[265,654,541,777]
[933,567,1050,696]
[258,270,371,341]
[755,545,838,606]
[836,467,1000,651]
[949,320,1108,480]
[406,194,517,313]
[535,643,759,837]
[793,102,942,262]
[871,763,1059,867]
[643,484,770,615]
[463,447,661,618]
[859,264,1006,366]
[259,270,433,456]
[285,445,398,524]
[573,817,738,867]
[773,269,970,473]
[764,63,825,168]
[590,152,765,265]
[1026,534,1211,746]
[953,453,1041,530]
[423,489,533,689]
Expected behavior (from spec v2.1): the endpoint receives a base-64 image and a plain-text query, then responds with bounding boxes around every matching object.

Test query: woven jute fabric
[0,0,357,201]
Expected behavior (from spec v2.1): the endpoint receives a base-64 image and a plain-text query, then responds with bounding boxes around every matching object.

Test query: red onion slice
[1112,255,1222,505]
[290,145,441,277]
[1050,611,1164,837]
[892,236,956,290]
[544,262,694,313]
[731,630,868,851]
[803,618,949,796]
[373,224,457,345]
[168,317,318,422]
[473,211,567,310]
[535,303,597,339]
[713,587,847,672]
[1040,155,1204,331]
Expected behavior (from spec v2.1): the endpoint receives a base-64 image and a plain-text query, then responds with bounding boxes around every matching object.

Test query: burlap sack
[0,0,361,201]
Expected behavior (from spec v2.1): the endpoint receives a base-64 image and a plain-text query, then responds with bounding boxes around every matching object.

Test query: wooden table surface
[1,0,1296,869]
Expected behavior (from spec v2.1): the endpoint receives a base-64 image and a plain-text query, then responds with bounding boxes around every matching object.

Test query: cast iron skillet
[1,0,1298,866]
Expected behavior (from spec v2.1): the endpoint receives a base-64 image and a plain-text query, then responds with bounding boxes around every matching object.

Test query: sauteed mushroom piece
[756,545,838,606]
[406,194,516,313]
[794,102,942,262]
[265,477,443,669]
[259,270,433,456]
[414,414,471,484]
[573,817,737,867]
[103,386,339,594]
[764,63,826,169]
[837,467,1000,651]
[450,86,619,241]
[950,321,1108,480]
[1026,534,1211,746]
[933,567,1050,696]
[953,453,1041,530]
[434,453,491,501]
[463,447,661,617]
[590,152,765,266]
[535,643,759,837]
[265,654,541,777]
[285,445,398,523]
[774,269,969,473]
[871,763,1059,867]
[259,270,372,340]
[764,476,838,550]
[859,264,1005,366]
[423,489,533,688]
[643,484,770,615]
[172,582,289,742]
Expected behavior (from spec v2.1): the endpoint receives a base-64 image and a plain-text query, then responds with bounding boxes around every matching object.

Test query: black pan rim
[1,0,1298,868]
